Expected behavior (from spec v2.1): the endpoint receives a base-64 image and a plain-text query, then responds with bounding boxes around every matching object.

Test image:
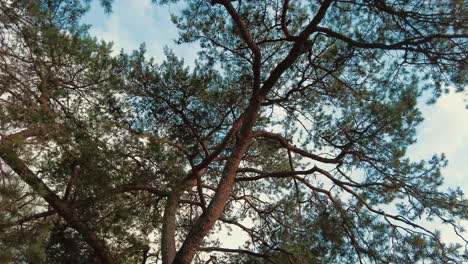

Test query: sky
[81,0,468,247]
[83,0,199,63]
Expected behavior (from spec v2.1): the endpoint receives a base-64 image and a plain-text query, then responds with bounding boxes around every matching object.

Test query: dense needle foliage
[0,0,467,263]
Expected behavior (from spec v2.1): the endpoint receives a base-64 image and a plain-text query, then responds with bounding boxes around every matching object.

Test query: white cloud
[83,0,199,64]
[406,92,468,245]
[408,92,468,190]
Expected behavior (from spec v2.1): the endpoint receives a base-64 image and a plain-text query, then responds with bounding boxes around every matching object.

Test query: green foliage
[0,0,467,263]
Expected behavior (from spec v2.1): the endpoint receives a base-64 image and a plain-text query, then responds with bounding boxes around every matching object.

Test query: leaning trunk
[173,100,262,263]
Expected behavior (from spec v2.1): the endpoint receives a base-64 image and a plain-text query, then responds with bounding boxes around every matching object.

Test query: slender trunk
[0,145,115,264]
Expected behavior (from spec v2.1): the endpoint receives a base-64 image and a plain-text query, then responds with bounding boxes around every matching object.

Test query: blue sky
[82,0,468,245]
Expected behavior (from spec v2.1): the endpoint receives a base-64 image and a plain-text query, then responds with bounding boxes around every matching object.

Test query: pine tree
[1,1,467,263]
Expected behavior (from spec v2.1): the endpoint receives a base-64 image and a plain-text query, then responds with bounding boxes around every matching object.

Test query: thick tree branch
[316,26,467,51]
[194,115,244,171]
[211,0,262,91]
[1,209,56,229]
[280,0,293,39]
[199,246,273,260]
[0,124,63,143]
[259,0,333,98]
[252,130,348,164]
[237,167,318,181]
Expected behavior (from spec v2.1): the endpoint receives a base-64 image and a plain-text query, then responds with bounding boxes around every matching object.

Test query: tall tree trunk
[164,1,334,261]
[173,100,262,263]
[161,178,196,264]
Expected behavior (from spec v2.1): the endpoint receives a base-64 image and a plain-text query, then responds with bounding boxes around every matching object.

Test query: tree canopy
[0,0,467,263]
